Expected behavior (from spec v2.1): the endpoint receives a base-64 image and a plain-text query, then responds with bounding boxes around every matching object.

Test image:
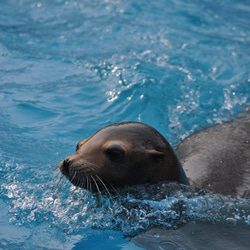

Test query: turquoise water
[0,0,249,249]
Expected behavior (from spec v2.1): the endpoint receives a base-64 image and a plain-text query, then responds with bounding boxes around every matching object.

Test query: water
[0,0,249,249]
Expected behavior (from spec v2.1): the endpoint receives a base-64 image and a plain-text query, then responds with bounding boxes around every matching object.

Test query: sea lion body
[175,114,250,198]
[60,115,250,197]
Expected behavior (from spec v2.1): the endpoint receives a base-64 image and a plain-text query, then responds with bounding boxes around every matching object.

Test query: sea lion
[60,115,250,197]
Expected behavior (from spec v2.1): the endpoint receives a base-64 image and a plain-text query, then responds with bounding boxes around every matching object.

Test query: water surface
[0,0,249,249]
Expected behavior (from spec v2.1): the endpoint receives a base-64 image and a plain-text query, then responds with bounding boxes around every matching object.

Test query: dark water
[0,0,249,249]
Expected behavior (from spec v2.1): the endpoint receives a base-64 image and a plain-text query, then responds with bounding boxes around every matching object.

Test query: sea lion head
[59,122,188,192]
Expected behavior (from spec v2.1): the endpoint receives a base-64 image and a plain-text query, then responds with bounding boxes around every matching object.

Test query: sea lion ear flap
[147,149,165,159]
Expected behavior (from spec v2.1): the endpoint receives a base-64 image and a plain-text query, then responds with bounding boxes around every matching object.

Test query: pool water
[0,0,249,249]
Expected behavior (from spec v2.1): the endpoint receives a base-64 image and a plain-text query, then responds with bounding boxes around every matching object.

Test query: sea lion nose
[61,158,71,176]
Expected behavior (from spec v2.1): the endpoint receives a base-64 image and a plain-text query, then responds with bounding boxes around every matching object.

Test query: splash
[2,166,249,237]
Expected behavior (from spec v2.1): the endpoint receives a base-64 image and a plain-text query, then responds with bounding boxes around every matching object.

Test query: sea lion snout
[60,153,102,190]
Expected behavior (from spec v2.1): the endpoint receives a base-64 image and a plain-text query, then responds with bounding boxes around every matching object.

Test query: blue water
[0,0,249,249]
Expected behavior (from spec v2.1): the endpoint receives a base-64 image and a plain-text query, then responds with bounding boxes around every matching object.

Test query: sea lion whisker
[52,172,60,187]
[87,176,92,194]
[50,166,60,177]
[91,175,101,194]
[95,175,111,199]
[54,169,63,183]
[100,176,120,198]
[76,173,81,188]
[85,175,89,192]
[71,171,78,185]
[91,175,102,206]
[86,176,94,200]
[74,172,79,187]
[48,163,59,171]
[44,167,61,189]
[59,177,67,192]
[88,176,92,194]
[53,174,64,192]
[80,175,84,189]
[54,168,61,178]
[75,176,80,187]
[80,176,85,189]
[52,177,65,197]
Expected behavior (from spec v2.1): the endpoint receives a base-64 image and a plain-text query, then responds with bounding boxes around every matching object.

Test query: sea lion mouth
[60,158,97,177]
[59,159,111,192]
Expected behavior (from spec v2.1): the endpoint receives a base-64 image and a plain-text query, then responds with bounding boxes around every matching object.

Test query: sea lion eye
[75,139,87,152]
[104,147,124,162]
